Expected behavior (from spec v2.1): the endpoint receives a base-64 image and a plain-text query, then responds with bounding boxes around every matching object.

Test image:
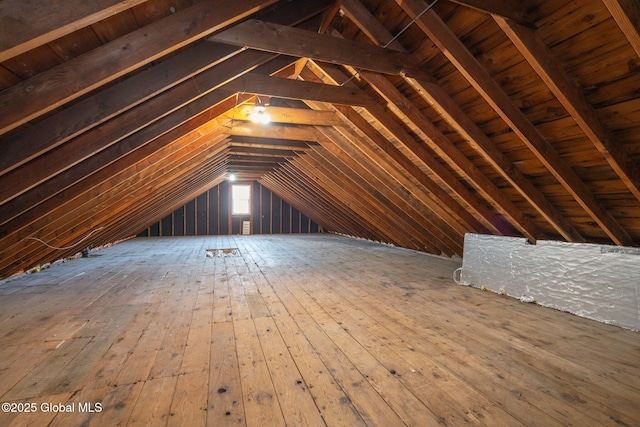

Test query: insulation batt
[458,234,640,331]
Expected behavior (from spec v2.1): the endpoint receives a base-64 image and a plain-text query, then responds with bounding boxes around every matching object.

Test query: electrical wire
[383,0,440,49]
[25,227,104,251]
[340,0,440,87]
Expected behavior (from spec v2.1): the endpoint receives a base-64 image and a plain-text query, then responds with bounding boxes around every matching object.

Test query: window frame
[231,183,251,216]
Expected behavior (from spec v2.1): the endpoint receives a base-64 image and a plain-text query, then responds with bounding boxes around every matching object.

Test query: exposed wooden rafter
[209,19,432,80]
[0,0,638,278]
[395,0,634,246]
[445,0,533,27]
[0,0,148,62]
[0,0,280,136]
[602,0,640,59]
[341,0,584,242]
[495,15,640,204]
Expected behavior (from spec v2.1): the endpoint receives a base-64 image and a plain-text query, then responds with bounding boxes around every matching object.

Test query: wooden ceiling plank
[307,147,438,251]
[82,160,229,259]
[0,0,148,62]
[209,19,431,80]
[221,105,345,126]
[0,0,279,135]
[446,0,533,26]
[397,0,635,246]
[341,0,584,242]
[272,164,373,236]
[301,95,470,239]
[0,134,230,275]
[315,133,457,254]
[0,95,238,229]
[495,15,640,204]
[358,68,541,242]
[409,76,586,242]
[334,102,490,236]
[292,155,410,246]
[325,117,470,239]
[0,0,332,176]
[223,73,377,106]
[308,61,513,236]
[311,142,443,252]
[0,42,243,176]
[0,123,229,255]
[300,64,489,236]
[283,158,392,241]
[81,153,229,248]
[0,51,273,206]
[602,0,640,60]
[317,125,464,254]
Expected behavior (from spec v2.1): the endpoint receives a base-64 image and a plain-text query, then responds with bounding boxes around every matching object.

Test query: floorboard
[0,234,638,426]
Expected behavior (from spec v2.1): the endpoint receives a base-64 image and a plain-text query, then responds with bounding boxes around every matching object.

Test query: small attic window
[232,184,251,215]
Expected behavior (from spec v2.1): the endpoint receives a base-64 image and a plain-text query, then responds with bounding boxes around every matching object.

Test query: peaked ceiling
[1,0,640,278]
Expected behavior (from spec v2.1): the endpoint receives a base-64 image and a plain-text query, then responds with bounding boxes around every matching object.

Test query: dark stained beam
[210,19,431,80]
[0,0,147,62]
[224,73,377,106]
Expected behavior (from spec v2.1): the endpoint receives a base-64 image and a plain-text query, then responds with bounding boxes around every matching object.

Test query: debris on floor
[206,248,240,258]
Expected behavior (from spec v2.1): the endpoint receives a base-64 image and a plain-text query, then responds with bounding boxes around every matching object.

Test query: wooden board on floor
[0,235,638,426]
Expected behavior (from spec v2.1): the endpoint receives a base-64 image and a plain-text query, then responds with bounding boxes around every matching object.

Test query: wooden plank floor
[1,234,639,426]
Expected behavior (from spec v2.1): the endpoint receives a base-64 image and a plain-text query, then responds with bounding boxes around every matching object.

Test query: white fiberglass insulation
[458,234,640,331]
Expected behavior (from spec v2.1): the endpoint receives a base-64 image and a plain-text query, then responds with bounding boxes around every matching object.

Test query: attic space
[1,0,640,425]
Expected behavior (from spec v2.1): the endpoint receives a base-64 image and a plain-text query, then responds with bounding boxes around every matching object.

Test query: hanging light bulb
[249,96,271,124]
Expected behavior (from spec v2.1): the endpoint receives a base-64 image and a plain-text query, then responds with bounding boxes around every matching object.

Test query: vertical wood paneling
[137,180,322,237]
